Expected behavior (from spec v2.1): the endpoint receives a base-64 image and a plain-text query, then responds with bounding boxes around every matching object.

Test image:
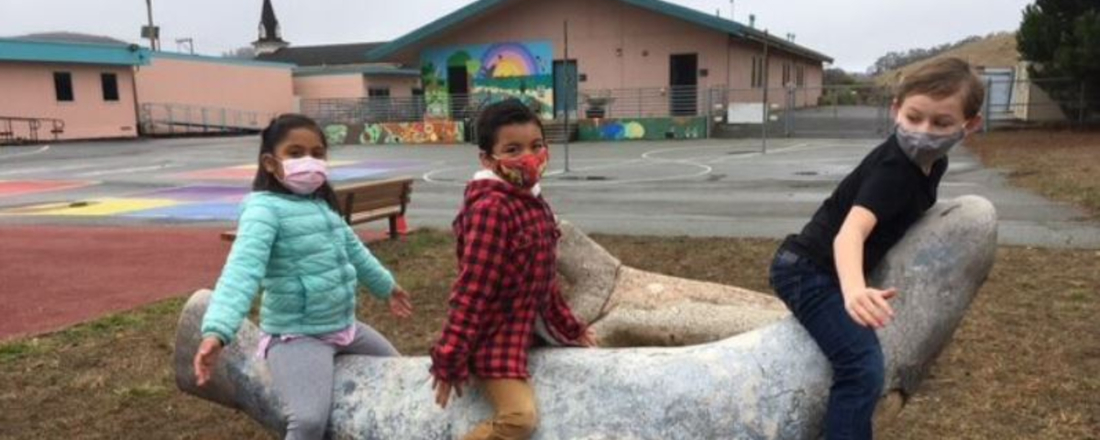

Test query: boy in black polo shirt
[769,57,986,440]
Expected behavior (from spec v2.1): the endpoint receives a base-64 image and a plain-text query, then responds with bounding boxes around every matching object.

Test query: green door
[553,60,578,119]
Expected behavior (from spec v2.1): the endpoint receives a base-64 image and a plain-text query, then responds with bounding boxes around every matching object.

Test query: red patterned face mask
[492,148,549,189]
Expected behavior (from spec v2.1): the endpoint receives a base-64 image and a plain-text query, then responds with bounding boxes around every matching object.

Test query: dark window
[412,88,424,96]
[368,87,390,98]
[101,73,120,101]
[54,72,74,102]
[751,57,766,89]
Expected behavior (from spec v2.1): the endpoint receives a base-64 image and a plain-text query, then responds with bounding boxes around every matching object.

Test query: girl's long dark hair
[252,114,341,213]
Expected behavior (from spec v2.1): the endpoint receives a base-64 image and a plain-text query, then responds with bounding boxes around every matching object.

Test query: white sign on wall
[727,103,765,124]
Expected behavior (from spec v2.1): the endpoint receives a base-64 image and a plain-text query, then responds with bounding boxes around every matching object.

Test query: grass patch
[967,130,1100,218]
[0,230,1097,439]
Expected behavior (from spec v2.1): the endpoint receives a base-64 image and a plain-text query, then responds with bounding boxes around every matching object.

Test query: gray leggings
[266,321,400,440]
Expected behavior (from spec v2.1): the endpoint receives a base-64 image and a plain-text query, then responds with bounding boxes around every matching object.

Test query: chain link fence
[299,77,1098,143]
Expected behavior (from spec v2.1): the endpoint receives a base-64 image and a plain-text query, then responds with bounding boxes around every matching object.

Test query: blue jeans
[769,247,884,440]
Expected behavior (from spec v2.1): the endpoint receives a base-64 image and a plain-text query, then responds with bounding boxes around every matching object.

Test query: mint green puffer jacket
[201,192,396,344]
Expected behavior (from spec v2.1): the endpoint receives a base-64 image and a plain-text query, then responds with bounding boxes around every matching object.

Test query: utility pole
[143,0,159,51]
[761,29,770,154]
[563,20,571,173]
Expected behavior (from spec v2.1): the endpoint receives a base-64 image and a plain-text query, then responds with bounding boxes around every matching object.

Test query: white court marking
[421,140,848,188]
[0,145,51,161]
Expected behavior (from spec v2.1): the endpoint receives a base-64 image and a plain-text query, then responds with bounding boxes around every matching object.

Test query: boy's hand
[843,287,897,329]
[193,336,223,387]
[432,377,464,409]
[388,286,413,319]
[576,327,599,347]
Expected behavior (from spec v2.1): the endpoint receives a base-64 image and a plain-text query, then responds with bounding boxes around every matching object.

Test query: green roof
[292,64,420,77]
[0,38,151,66]
[152,51,295,69]
[365,0,832,63]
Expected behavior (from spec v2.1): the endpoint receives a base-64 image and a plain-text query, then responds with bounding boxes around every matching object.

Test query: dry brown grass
[967,130,1100,218]
[1,231,1097,439]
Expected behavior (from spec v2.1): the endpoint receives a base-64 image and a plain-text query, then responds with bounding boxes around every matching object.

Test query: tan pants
[461,379,538,440]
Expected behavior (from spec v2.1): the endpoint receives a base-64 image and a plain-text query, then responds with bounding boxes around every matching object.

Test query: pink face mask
[277,157,328,195]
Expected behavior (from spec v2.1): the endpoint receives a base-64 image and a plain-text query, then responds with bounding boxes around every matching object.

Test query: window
[751,57,764,88]
[368,87,390,98]
[796,65,805,87]
[412,88,424,96]
[782,62,792,86]
[101,73,119,101]
[54,72,74,102]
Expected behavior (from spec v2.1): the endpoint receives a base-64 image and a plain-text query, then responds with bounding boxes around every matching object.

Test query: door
[448,66,470,119]
[553,60,579,119]
[983,68,1014,120]
[670,54,698,116]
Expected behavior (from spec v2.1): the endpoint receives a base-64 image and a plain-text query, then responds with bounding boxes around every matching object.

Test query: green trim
[0,38,150,66]
[152,51,295,69]
[365,0,832,63]
[293,65,420,77]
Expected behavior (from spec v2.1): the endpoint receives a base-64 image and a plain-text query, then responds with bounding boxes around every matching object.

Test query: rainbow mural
[421,40,554,120]
[480,43,543,78]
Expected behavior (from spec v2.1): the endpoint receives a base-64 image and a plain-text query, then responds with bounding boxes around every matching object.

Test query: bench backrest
[335,177,413,217]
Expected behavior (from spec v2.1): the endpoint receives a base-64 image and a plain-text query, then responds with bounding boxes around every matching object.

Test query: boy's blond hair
[896,57,986,118]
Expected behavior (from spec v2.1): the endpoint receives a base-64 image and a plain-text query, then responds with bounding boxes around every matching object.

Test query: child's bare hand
[193,337,223,387]
[843,287,897,329]
[577,327,599,347]
[432,377,464,409]
[388,286,413,319]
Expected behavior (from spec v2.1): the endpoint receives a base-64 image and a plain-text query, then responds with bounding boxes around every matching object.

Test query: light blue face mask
[895,124,967,169]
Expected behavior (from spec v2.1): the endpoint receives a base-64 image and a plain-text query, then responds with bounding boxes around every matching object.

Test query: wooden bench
[221,177,414,242]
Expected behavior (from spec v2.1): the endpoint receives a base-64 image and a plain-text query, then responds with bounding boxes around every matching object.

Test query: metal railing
[299,78,1098,142]
[979,77,1096,129]
[0,116,65,145]
[139,103,275,136]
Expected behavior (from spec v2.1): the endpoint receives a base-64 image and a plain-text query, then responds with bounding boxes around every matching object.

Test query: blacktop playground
[1,136,1098,338]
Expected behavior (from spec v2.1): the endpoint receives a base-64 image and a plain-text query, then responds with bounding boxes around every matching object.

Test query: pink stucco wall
[136,54,294,114]
[364,76,420,98]
[387,0,825,112]
[294,74,366,100]
[294,74,420,100]
[0,61,139,140]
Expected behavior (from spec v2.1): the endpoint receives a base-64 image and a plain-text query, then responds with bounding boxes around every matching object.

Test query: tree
[1018,0,1100,117]
[867,35,983,75]
[823,68,857,86]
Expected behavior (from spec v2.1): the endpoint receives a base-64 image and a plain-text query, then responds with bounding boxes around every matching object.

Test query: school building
[0,35,295,144]
[253,0,832,144]
[1,0,831,145]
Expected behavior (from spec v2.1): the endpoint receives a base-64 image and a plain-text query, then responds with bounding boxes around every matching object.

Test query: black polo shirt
[783,134,948,275]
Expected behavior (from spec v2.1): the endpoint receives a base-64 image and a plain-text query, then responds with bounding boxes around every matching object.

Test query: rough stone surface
[175,196,997,439]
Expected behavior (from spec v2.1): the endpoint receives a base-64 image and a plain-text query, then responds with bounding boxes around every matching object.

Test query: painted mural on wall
[323,122,464,145]
[421,41,554,120]
[577,117,708,141]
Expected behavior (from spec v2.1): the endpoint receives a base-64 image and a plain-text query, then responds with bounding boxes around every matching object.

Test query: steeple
[252,0,288,54]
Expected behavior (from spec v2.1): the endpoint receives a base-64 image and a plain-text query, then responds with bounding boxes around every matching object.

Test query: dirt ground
[1,231,1097,439]
[967,129,1100,218]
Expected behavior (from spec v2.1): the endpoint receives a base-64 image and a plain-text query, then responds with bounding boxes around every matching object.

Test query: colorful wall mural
[577,117,708,141]
[421,41,554,120]
[324,122,464,145]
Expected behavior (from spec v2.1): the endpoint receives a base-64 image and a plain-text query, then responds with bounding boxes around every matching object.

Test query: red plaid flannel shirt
[430,179,586,382]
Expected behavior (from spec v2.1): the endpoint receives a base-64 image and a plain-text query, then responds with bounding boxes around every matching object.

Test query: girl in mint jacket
[193,114,414,440]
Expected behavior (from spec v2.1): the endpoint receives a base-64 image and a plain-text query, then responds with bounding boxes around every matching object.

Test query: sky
[0,0,1033,72]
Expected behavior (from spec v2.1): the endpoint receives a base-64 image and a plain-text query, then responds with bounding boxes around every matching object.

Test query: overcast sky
[0,0,1032,71]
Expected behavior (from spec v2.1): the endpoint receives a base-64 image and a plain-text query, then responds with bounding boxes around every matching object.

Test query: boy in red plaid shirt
[430,99,597,440]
